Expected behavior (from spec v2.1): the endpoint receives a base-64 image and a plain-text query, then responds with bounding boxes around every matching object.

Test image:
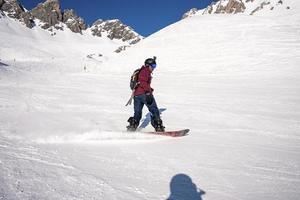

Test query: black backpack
[130,68,142,90]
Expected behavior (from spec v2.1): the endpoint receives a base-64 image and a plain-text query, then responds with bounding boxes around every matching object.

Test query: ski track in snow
[34,130,169,144]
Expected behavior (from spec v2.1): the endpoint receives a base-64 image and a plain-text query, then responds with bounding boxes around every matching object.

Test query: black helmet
[144,56,157,67]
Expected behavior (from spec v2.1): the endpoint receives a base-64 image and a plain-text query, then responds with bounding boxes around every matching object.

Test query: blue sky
[20,0,214,36]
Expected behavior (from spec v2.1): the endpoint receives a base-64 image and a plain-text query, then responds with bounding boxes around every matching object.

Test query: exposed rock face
[0,0,4,18]
[1,0,24,19]
[0,0,34,27]
[250,1,270,15]
[183,0,290,18]
[215,0,246,14]
[114,45,130,53]
[91,19,142,44]
[0,0,4,8]
[28,0,87,33]
[182,8,198,19]
[30,0,62,29]
[0,0,35,28]
[90,19,103,37]
[63,9,86,33]
[20,11,35,28]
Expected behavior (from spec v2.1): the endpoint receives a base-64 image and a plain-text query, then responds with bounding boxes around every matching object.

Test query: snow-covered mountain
[0,0,144,71]
[182,0,294,18]
[0,0,142,46]
[0,0,300,199]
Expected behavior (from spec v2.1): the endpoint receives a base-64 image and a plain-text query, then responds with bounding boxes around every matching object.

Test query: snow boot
[152,118,165,132]
[127,117,139,132]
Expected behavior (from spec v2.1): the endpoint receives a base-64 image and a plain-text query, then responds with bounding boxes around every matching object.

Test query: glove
[145,93,154,105]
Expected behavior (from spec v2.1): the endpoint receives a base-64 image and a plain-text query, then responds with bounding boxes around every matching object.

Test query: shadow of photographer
[167,173,205,200]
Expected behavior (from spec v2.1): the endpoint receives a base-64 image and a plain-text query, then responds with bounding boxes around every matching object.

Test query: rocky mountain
[0,0,86,32]
[91,19,141,45]
[62,9,86,33]
[30,0,63,29]
[182,8,198,19]
[0,0,35,28]
[0,0,142,45]
[0,0,24,19]
[182,0,291,18]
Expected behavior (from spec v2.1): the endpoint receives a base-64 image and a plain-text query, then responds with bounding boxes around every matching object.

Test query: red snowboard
[145,129,190,137]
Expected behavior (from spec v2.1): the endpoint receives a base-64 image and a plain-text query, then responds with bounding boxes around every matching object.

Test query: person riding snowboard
[127,57,165,132]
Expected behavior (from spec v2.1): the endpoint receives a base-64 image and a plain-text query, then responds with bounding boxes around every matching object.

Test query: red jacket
[134,66,153,96]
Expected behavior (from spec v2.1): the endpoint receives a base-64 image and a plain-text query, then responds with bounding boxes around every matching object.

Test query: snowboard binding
[127,117,139,132]
[152,118,165,132]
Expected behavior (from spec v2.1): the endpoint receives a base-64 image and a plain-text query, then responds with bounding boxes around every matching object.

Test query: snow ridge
[182,0,298,18]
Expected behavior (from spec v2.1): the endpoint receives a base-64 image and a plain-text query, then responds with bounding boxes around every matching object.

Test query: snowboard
[144,129,190,137]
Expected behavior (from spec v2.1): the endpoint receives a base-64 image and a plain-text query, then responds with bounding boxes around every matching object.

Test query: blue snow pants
[133,94,160,124]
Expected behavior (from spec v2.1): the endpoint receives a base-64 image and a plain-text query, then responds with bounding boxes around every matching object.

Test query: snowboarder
[127,57,165,132]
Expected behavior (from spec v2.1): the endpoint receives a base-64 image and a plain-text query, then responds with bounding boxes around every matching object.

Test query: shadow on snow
[138,108,166,129]
[167,173,205,200]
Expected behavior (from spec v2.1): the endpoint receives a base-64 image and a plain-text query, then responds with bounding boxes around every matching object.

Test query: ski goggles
[150,63,156,69]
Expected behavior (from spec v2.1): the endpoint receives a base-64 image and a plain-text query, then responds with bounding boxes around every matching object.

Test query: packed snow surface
[1,1,300,199]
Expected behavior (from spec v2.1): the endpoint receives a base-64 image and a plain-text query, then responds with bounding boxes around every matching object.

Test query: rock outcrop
[182,8,198,19]
[200,0,247,15]
[91,19,142,45]
[0,0,35,28]
[0,0,87,33]
[250,1,271,15]
[63,9,86,33]
[0,0,4,8]
[182,0,291,18]
[30,0,87,33]
[1,0,24,19]
[19,11,35,28]
[30,0,63,29]
[214,0,246,14]
[0,1,5,17]
[114,45,130,53]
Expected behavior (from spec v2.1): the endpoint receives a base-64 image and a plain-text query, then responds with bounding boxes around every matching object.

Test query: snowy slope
[1,0,300,199]
[0,14,126,73]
